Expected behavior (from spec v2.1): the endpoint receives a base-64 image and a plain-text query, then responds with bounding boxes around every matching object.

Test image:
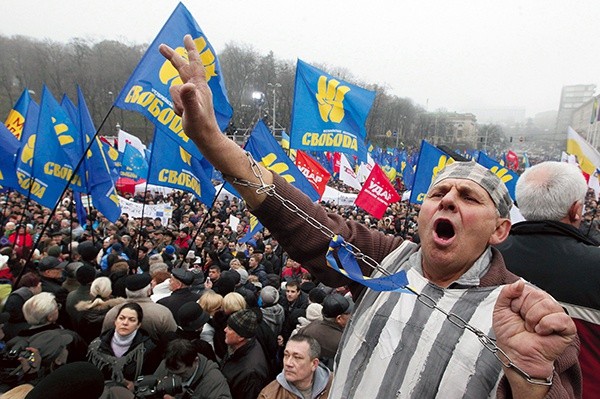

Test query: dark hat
[308,288,327,304]
[25,361,104,399]
[28,330,73,362]
[300,281,316,294]
[47,245,62,258]
[322,294,354,318]
[171,268,195,285]
[111,242,123,252]
[125,274,152,291]
[77,241,100,262]
[260,286,280,306]
[76,264,97,285]
[227,309,258,338]
[64,261,83,279]
[181,227,189,234]
[38,256,63,272]
[177,302,210,331]
[165,245,176,255]
[212,274,236,296]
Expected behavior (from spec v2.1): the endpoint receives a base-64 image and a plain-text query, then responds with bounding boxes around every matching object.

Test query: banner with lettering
[4,88,32,141]
[289,60,375,162]
[355,163,400,219]
[294,150,330,198]
[147,128,215,205]
[114,2,232,161]
[409,140,454,205]
[117,196,172,225]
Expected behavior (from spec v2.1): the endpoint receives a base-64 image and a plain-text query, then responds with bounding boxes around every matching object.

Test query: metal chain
[229,151,553,386]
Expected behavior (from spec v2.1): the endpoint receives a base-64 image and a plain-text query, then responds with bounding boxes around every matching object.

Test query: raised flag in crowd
[119,143,149,181]
[356,153,375,184]
[240,120,320,201]
[566,126,600,177]
[409,140,454,204]
[118,128,147,156]
[114,2,232,161]
[339,153,361,191]
[4,88,32,141]
[355,163,400,219]
[77,87,122,222]
[477,151,519,201]
[147,128,216,205]
[294,150,331,198]
[289,59,375,162]
[0,123,20,190]
[239,213,263,244]
[505,150,519,171]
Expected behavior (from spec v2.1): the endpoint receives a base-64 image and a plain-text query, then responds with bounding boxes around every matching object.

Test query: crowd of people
[0,35,597,399]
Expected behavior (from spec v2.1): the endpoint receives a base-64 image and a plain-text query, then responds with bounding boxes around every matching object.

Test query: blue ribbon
[326,235,415,294]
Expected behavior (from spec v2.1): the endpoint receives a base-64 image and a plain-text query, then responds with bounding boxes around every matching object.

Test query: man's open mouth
[435,220,455,239]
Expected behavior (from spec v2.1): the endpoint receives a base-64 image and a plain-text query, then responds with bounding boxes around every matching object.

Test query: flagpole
[135,130,157,258]
[14,104,117,287]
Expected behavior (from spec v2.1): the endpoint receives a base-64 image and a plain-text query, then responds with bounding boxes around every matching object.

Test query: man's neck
[293,374,314,393]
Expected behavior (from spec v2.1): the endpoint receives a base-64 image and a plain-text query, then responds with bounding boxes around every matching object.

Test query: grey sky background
[2,0,598,118]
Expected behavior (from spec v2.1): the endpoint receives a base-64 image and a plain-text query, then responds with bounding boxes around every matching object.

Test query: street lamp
[267,82,282,134]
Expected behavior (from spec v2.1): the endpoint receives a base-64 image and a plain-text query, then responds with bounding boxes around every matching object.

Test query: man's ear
[567,201,583,224]
[488,218,512,246]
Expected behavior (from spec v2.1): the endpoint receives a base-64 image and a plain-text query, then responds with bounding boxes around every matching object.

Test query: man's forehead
[430,178,492,198]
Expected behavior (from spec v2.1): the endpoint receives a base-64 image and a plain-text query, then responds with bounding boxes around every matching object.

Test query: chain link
[230,151,553,386]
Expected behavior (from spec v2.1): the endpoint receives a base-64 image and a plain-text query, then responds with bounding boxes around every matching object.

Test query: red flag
[331,152,341,175]
[295,150,331,198]
[505,150,519,171]
[355,164,400,219]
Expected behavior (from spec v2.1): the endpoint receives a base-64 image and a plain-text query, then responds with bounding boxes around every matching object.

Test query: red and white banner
[118,129,146,155]
[505,150,519,171]
[339,153,361,190]
[295,150,331,198]
[355,164,400,219]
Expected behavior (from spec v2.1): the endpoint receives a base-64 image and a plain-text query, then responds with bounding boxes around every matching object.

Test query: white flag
[357,153,375,183]
[118,129,146,156]
[339,153,361,190]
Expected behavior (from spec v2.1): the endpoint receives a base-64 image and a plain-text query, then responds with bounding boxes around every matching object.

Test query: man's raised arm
[159,34,273,209]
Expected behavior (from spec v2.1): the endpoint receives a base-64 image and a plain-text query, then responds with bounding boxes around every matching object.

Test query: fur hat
[75,264,97,285]
[77,241,99,262]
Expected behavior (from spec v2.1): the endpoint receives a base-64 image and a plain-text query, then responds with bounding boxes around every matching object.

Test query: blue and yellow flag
[147,128,216,205]
[289,60,375,162]
[4,88,32,141]
[477,151,518,201]
[119,143,149,180]
[409,140,454,204]
[77,87,122,222]
[246,120,319,201]
[239,214,263,244]
[0,123,20,189]
[115,2,232,160]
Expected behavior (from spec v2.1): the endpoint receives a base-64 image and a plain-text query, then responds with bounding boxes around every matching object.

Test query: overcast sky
[2,0,598,117]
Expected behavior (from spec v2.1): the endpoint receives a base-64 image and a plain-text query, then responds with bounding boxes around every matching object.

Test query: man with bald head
[160,36,580,398]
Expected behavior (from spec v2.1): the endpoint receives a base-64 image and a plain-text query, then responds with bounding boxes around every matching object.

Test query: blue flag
[120,143,149,180]
[4,88,32,141]
[239,214,263,244]
[409,141,455,204]
[78,87,122,222]
[0,123,20,189]
[289,60,375,162]
[115,2,232,160]
[477,151,519,201]
[147,129,216,205]
[246,120,320,201]
[13,98,41,199]
[74,191,88,227]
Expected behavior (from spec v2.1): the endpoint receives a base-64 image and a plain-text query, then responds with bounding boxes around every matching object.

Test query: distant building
[555,84,596,136]
[571,95,600,147]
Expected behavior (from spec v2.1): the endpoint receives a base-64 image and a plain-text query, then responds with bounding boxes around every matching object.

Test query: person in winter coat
[258,334,332,399]
[74,276,126,344]
[259,286,285,336]
[87,302,160,388]
[152,339,231,399]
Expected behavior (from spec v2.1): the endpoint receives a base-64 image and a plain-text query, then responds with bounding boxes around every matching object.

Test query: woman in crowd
[87,303,159,388]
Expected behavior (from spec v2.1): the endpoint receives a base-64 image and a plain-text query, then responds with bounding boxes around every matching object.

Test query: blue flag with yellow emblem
[239,214,263,244]
[4,88,32,141]
[120,143,149,181]
[477,151,518,201]
[115,2,232,160]
[409,140,455,204]
[246,120,320,201]
[147,129,216,205]
[13,97,39,198]
[78,87,122,222]
[0,123,20,189]
[289,60,375,163]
